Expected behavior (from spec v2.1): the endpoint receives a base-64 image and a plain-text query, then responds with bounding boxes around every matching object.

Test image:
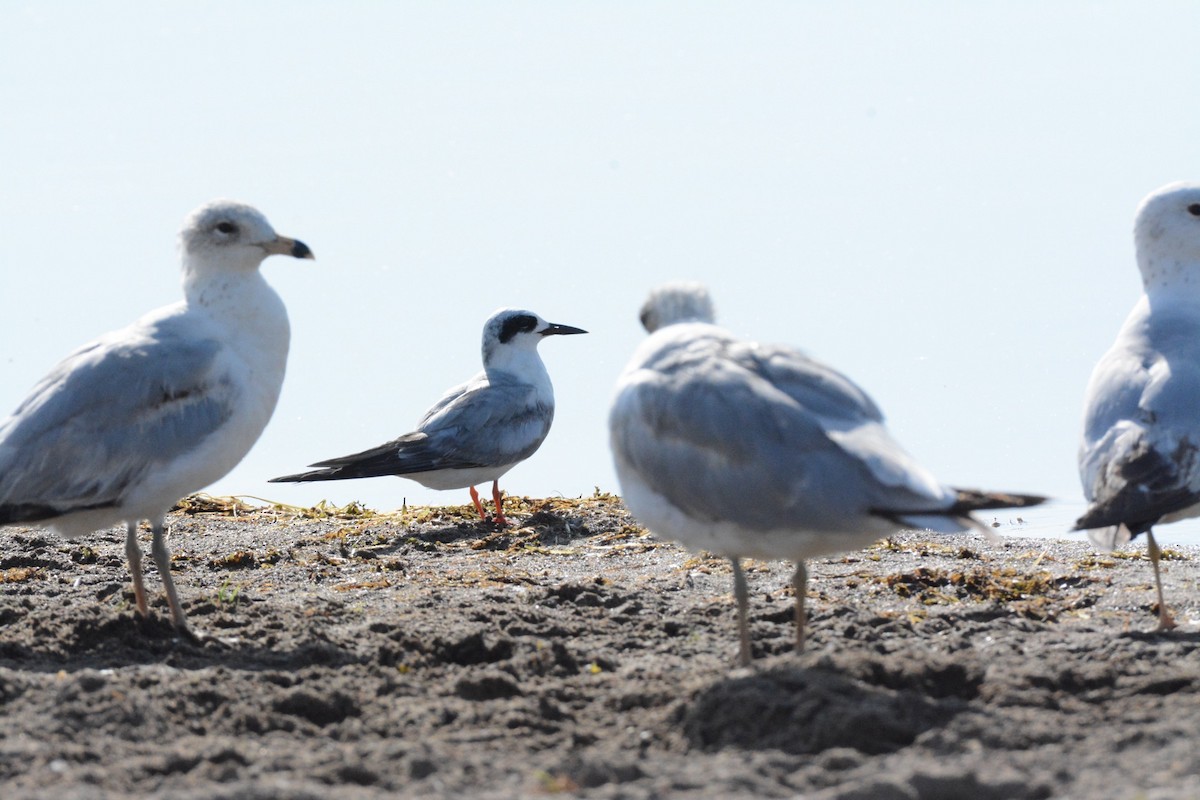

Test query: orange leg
[491,480,508,526]
[468,486,488,520]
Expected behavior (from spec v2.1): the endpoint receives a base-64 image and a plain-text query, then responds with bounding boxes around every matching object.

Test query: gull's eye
[215,221,238,235]
[1188,204,1200,217]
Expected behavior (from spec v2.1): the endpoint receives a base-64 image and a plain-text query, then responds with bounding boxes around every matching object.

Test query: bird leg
[491,480,508,527]
[730,557,752,666]
[468,486,488,520]
[150,521,196,638]
[793,561,808,653]
[1147,531,1178,632]
[125,522,149,616]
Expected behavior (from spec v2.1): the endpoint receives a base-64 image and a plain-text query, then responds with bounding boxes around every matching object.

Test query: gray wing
[1076,312,1200,532]
[0,314,236,521]
[412,371,554,470]
[275,372,552,481]
[611,332,953,533]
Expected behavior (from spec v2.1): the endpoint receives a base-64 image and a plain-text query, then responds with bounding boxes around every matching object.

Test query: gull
[609,283,1044,665]
[271,308,586,525]
[1076,181,1200,632]
[0,200,313,638]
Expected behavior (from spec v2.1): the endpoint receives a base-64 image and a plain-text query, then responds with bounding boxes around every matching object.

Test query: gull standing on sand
[610,283,1044,665]
[271,309,586,525]
[0,200,314,637]
[1076,181,1200,631]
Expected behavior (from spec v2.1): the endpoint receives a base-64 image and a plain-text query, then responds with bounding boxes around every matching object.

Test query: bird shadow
[0,608,366,675]
[677,654,977,756]
[1120,628,1200,644]
[377,503,609,552]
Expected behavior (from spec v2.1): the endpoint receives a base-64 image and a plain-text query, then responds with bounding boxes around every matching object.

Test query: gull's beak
[541,322,588,336]
[264,235,315,260]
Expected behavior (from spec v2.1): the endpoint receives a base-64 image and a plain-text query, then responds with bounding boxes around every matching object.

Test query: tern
[272,308,586,525]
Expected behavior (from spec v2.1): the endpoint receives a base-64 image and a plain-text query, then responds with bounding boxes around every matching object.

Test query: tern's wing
[0,313,235,522]
[610,329,955,534]
[274,372,552,481]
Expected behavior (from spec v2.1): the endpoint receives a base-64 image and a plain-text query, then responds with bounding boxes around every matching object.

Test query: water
[984,498,1200,548]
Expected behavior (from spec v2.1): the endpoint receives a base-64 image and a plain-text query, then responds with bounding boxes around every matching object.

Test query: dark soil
[1,494,1198,799]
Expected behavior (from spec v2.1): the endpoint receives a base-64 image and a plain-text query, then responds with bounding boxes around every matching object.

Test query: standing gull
[0,200,314,637]
[610,283,1044,665]
[1076,181,1200,631]
[271,309,586,525]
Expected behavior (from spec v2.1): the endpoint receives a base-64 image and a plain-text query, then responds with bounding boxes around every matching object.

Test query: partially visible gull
[271,308,586,525]
[1077,181,1200,631]
[0,200,313,637]
[610,282,1044,665]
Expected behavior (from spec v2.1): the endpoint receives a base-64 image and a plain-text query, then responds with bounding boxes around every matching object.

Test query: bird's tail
[0,503,62,525]
[877,489,1047,541]
[0,499,120,525]
[268,468,353,484]
[1081,524,1131,551]
[946,488,1047,513]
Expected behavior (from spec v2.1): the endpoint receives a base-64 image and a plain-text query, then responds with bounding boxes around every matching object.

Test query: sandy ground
[1,493,1199,800]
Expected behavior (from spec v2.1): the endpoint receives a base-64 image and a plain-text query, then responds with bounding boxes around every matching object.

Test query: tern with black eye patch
[271,308,586,525]
[0,199,315,639]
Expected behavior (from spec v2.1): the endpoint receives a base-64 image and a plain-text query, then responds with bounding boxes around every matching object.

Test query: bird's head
[481,308,587,370]
[1134,182,1200,293]
[639,282,716,333]
[180,200,314,275]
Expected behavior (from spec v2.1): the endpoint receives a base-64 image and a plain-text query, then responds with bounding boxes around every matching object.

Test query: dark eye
[1188,204,1200,217]
[498,313,539,344]
[215,221,238,234]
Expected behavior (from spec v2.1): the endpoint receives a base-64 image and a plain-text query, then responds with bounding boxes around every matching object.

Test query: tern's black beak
[541,322,588,337]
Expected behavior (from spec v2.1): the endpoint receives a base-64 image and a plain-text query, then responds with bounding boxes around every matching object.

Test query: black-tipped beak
[290,239,314,260]
[264,235,316,260]
[541,322,588,337]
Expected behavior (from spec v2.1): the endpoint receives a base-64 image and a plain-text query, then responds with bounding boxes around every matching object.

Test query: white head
[1133,182,1200,292]
[639,282,716,332]
[180,200,314,276]
[481,308,587,371]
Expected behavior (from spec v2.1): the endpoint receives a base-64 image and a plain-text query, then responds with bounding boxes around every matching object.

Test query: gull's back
[611,318,956,552]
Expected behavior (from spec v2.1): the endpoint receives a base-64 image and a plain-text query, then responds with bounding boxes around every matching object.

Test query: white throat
[485,343,551,391]
[183,263,290,378]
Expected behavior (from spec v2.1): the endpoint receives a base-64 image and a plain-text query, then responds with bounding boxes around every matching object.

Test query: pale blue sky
[2,3,1199,541]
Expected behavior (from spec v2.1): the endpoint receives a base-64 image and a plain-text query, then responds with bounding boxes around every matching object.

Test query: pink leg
[491,480,508,526]
[468,486,488,520]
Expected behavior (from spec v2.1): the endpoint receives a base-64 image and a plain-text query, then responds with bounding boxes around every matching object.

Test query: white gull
[0,200,314,637]
[610,282,1044,665]
[1076,181,1200,631]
